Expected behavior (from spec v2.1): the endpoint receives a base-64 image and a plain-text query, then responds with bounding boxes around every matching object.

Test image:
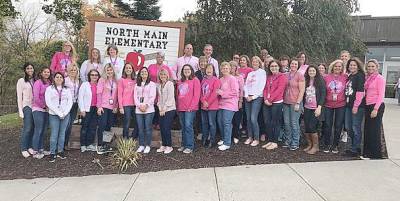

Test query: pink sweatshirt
[148,64,173,83]
[97,78,118,110]
[200,76,221,111]
[298,64,309,76]
[177,78,201,112]
[238,67,253,80]
[219,75,240,111]
[118,78,135,108]
[32,79,50,112]
[134,81,157,114]
[235,75,244,99]
[364,73,385,110]
[263,73,288,103]
[16,78,33,117]
[50,52,72,75]
[324,74,348,108]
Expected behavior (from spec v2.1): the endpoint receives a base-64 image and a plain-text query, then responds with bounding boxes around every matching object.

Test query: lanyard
[184,56,192,64]
[333,76,339,93]
[63,54,70,69]
[56,87,63,106]
[110,56,117,66]
[109,79,114,96]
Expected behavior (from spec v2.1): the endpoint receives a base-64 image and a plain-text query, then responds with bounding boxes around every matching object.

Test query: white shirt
[243,68,266,99]
[173,55,199,80]
[45,85,73,118]
[78,82,92,112]
[103,56,125,80]
[64,77,80,103]
[80,60,103,82]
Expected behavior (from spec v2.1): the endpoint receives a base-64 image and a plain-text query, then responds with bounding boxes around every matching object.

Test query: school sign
[88,17,187,67]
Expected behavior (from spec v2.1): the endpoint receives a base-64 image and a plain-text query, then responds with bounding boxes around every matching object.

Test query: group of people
[16,41,386,163]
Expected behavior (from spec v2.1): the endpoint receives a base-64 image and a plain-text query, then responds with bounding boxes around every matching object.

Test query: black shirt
[345,72,365,108]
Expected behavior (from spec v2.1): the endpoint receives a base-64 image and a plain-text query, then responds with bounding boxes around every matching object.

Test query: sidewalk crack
[31,177,61,201]
[122,173,141,201]
[213,168,221,201]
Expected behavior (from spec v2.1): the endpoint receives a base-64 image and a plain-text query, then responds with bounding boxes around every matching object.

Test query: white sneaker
[266,143,278,150]
[218,145,230,151]
[136,146,145,153]
[143,146,151,154]
[86,145,97,152]
[28,148,35,155]
[183,148,192,154]
[42,150,51,156]
[164,146,173,154]
[262,142,273,148]
[217,140,224,145]
[244,138,252,145]
[33,153,44,159]
[21,151,30,158]
[250,140,259,147]
[80,146,87,153]
[156,146,166,153]
[233,138,239,144]
[177,147,185,152]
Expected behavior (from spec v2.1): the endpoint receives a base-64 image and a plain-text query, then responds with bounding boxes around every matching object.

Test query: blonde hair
[251,56,263,68]
[67,62,80,78]
[90,48,101,64]
[199,56,207,63]
[158,68,170,83]
[63,41,77,63]
[102,63,116,80]
[366,59,380,73]
[220,61,231,76]
[229,60,239,76]
[328,59,344,74]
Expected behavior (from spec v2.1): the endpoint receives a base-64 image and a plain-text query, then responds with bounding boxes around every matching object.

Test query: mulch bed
[0,127,361,180]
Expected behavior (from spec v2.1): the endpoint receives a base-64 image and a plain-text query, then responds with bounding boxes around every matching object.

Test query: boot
[303,134,312,152]
[307,133,320,155]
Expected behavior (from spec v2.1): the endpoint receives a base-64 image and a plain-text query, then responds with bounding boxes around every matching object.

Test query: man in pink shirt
[173,44,199,80]
[203,44,219,77]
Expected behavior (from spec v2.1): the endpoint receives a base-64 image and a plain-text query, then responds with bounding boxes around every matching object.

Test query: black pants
[363,103,385,159]
[232,108,243,139]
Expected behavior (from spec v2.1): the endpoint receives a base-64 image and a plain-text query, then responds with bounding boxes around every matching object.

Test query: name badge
[332,94,338,101]
[109,99,114,105]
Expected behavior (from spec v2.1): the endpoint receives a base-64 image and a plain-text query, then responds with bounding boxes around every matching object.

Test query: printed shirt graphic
[327,79,344,94]
[201,82,210,97]
[305,84,317,109]
[345,79,353,103]
[178,82,189,97]
[60,58,71,71]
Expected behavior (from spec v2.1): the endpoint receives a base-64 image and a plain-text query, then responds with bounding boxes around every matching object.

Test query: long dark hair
[87,69,100,82]
[305,65,325,90]
[137,67,150,86]
[52,72,66,88]
[23,63,35,82]
[122,62,136,79]
[180,64,195,81]
[37,67,52,84]
[266,59,282,75]
[346,57,365,76]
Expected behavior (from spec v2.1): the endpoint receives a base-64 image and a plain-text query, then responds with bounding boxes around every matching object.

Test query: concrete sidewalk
[1,102,400,201]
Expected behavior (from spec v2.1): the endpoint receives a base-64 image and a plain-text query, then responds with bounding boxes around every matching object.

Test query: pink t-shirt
[297,64,309,76]
[148,64,173,83]
[324,74,348,108]
[304,80,317,109]
[90,83,97,106]
[284,72,305,105]
[238,67,253,80]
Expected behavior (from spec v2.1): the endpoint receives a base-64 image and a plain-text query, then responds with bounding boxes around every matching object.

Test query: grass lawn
[0,113,21,129]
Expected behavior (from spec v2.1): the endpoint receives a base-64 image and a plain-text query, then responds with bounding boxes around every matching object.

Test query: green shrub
[112,137,141,172]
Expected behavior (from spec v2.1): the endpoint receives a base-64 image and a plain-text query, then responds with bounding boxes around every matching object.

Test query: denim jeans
[244,97,263,140]
[345,107,364,153]
[201,110,218,145]
[80,106,98,146]
[232,108,243,139]
[65,102,78,146]
[323,106,345,147]
[32,111,48,152]
[97,108,115,146]
[283,103,302,148]
[122,106,139,139]
[217,109,235,146]
[159,110,176,146]
[178,111,196,150]
[136,112,155,146]
[263,103,283,143]
[49,114,70,154]
[20,106,34,151]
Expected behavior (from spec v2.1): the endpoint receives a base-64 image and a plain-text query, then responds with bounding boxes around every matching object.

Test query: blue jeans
[283,103,302,148]
[65,102,78,146]
[345,107,364,153]
[97,108,115,146]
[32,111,48,152]
[80,106,98,146]
[323,107,345,147]
[122,106,138,139]
[201,110,218,145]
[49,114,70,154]
[263,103,283,143]
[136,112,155,146]
[20,106,34,151]
[217,109,235,146]
[245,97,263,140]
[178,111,196,150]
[159,110,176,146]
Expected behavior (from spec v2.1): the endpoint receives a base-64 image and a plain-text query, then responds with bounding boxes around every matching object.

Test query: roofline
[352,15,400,20]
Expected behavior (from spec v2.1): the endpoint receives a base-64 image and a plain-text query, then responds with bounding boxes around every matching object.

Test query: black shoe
[49,154,56,163]
[57,152,66,159]
[343,150,360,157]
[323,145,330,153]
[331,146,339,154]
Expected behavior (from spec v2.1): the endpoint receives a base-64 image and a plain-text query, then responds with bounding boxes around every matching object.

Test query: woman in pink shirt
[283,58,305,151]
[177,64,201,153]
[229,61,244,144]
[96,64,118,154]
[217,62,239,151]
[50,41,77,76]
[322,60,348,154]
[296,52,309,76]
[318,63,327,77]
[80,48,103,82]
[148,52,173,83]
[262,60,288,150]
[363,59,386,159]
[200,63,221,148]
[32,68,51,159]
[134,67,157,154]
[64,63,80,149]
[238,55,252,80]
[118,63,137,139]
[17,63,36,158]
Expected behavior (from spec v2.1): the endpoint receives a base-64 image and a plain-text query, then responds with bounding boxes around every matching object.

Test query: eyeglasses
[90,74,99,76]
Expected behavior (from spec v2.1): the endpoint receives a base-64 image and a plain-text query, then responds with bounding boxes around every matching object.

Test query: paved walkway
[1,101,400,201]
